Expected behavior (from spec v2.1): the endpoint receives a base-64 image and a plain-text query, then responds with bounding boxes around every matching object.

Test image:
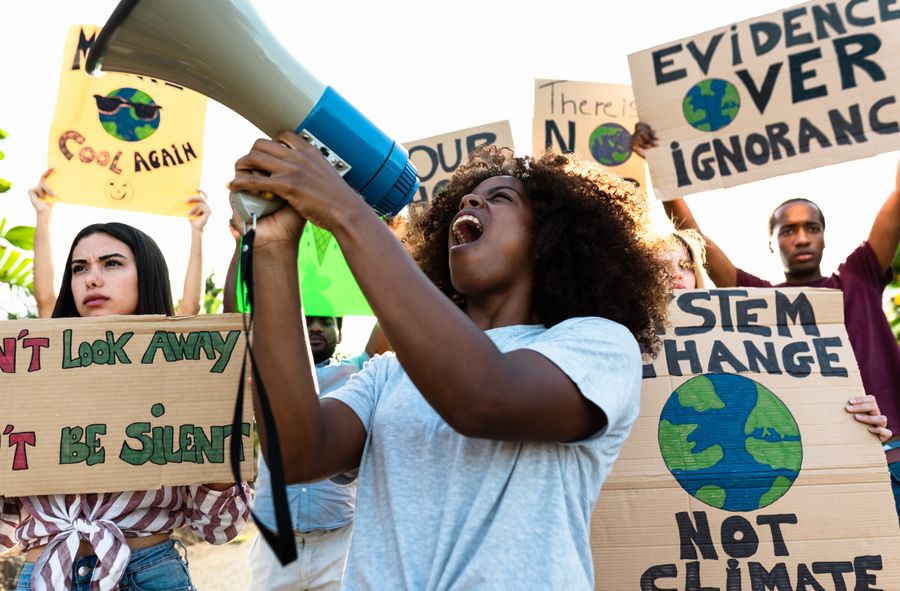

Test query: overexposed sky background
[0,0,897,351]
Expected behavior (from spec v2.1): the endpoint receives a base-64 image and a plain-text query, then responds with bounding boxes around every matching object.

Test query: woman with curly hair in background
[228,137,670,590]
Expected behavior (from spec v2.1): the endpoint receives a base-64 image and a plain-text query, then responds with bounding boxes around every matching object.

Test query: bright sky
[1,0,897,351]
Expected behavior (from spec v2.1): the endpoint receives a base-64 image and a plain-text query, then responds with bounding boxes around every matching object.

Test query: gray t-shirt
[325,317,641,590]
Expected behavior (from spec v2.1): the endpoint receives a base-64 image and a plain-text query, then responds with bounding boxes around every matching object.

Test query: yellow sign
[46,26,207,216]
[533,80,646,189]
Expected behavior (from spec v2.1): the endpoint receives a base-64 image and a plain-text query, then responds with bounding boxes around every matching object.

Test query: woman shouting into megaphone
[229,132,669,591]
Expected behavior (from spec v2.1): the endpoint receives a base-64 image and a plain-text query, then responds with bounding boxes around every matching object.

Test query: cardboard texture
[404,121,515,211]
[627,0,900,200]
[46,26,207,216]
[0,314,255,497]
[533,79,647,189]
[591,288,900,590]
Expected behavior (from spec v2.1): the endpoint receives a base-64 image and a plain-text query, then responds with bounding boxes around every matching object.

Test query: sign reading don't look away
[591,288,900,590]
[0,314,254,497]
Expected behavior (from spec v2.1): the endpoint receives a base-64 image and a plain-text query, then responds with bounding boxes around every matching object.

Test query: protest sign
[46,26,207,216]
[0,314,254,496]
[591,288,900,590]
[533,80,646,189]
[627,1,900,200]
[404,121,515,211]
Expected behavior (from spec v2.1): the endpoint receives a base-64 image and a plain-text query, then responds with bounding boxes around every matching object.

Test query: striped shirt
[0,484,250,591]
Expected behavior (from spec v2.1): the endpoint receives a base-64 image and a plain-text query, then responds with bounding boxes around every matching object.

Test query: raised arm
[866,157,900,272]
[28,169,57,317]
[632,122,738,287]
[175,192,210,316]
[229,134,607,461]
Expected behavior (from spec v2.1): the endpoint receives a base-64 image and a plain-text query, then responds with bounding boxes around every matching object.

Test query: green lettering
[195,332,216,360]
[78,341,93,367]
[85,424,106,465]
[141,330,176,364]
[179,424,197,463]
[92,339,111,365]
[62,330,81,369]
[167,332,200,360]
[108,330,133,364]
[210,330,241,373]
[60,426,89,464]
[119,422,153,465]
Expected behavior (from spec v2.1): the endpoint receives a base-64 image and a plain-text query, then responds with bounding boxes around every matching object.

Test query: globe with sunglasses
[94,87,162,142]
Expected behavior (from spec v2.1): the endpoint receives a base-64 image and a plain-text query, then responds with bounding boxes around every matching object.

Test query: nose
[84,267,102,288]
[459,193,486,210]
[794,229,810,245]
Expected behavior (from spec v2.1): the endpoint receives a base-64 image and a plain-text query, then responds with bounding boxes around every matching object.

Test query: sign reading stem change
[533,80,646,189]
[591,288,900,590]
[627,0,900,200]
[46,26,207,216]
[404,121,514,211]
[0,314,254,497]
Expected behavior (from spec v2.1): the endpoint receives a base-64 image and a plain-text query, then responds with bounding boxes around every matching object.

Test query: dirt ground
[0,524,257,591]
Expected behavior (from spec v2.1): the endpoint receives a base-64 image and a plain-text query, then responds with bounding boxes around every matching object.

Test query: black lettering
[721,515,759,558]
[783,342,814,377]
[846,0,876,26]
[409,145,438,182]
[685,561,718,591]
[134,152,151,173]
[692,144,716,181]
[736,298,771,336]
[182,142,197,161]
[672,142,693,187]
[765,123,797,159]
[736,63,783,113]
[653,44,687,84]
[713,136,748,177]
[544,120,575,153]
[686,33,724,74]
[881,0,900,21]
[437,139,463,173]
[756,514,797,556]
[829,104,867,144]
[833,34,885,90]
[745,133,771,166]
[812,561,852,591]
[813,337,848,377]
[789,49,828,103]
[675,292,716,336]
[750,22,782,56]
[748,562,792,590]
[812,3,847,38]
[709,341,749,373]
[798,118,833,153]
[745,341,782,374]
[641,564,677,591]
[795,564,827,591]
[853,555,882,590]
[676,511,718,560]
[783,8,813,47]
[466,132,497,157]
[665,340,702,376]
[870,96,899,135]
[71,28,96,70]
[160,148,177,167]
[775,291,820,337]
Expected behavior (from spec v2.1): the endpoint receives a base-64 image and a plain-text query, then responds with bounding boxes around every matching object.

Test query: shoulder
[735,268,773,288]
[529,317,641,374]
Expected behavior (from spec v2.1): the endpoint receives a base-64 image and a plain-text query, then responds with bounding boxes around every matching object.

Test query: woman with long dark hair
[1,222,249,591]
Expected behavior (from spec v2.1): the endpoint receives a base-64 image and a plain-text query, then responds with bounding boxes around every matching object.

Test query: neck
[783,267,823,284]
[464,285,539,331]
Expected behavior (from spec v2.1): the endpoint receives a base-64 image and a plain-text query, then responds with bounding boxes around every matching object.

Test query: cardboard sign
[591,288,900,589]
[404,121,515,211]
[46,26,208,216]
[627,1,900,200]
[0,314,255,496]
[533,80,647,189]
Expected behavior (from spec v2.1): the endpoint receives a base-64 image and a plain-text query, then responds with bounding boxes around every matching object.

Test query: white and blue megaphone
[86,0,418,223]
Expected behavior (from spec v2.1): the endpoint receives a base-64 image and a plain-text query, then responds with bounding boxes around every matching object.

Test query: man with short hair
[634,122,900,517]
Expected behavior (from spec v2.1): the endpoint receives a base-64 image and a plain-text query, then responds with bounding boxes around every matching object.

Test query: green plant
[0,128,10,194]
[203,271,223,315]
[0,218,35,294]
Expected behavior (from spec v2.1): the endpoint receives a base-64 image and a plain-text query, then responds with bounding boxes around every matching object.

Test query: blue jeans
[889,460,900,524]
[16,539,195,591]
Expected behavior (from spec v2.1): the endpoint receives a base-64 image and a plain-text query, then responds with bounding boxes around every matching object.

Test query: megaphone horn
[86,0,418,222]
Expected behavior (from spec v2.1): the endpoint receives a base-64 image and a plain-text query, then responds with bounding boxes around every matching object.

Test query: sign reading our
[0,314,254,497]
[591,288,900,590]
[532,80,646,189]
[46,26,208,216]
[403,121,515,211]
[627,0,900,200]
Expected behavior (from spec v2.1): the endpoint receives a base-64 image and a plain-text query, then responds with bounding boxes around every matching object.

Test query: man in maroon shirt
[633,123,900,519]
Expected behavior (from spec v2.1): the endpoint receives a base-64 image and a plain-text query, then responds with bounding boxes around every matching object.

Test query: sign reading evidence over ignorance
[627,1,900,200]
[591,288,900,590]
[46,26,207,217]
[0,314,255,497]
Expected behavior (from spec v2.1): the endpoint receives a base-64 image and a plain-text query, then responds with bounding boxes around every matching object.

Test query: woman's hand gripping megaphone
[229,131,370,246]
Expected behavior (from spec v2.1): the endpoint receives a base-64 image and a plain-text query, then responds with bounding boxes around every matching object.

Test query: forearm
[176,228,203,316]
[332,210,522,434]
[222,242,241,314]
[32,213,55,317]
[251,243,324,475]
[664,198,700,231]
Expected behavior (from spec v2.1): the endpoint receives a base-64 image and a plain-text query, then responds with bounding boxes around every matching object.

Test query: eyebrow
[71,253,127,265]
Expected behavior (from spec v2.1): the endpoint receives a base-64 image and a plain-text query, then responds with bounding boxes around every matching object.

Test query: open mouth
[451,214,484,247]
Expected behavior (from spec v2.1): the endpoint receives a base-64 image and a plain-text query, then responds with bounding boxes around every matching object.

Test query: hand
[28,168,55,216]
[187,191,211,231]
[846,395,892,443]
[631,122,658,160]
[228,131,368,234]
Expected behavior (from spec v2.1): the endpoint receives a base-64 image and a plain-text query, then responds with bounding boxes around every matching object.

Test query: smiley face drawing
[104,178,133,203]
